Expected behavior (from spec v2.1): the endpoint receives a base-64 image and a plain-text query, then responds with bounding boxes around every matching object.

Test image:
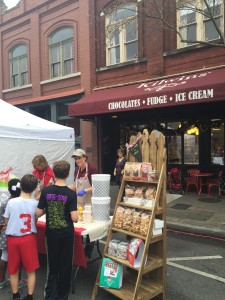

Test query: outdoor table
[195,173,213,198]
[36,216,111,293]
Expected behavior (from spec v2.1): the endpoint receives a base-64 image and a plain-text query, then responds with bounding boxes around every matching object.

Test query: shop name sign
[108,71,215,111]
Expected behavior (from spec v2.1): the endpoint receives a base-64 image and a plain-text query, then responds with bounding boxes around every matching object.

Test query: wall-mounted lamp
[112,115,118,119]
[100,11,104,17]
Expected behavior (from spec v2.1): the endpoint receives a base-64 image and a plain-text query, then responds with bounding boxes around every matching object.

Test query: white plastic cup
[83,210,92,223]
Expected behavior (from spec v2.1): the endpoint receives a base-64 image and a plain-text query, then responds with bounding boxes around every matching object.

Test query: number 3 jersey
[4,197,38,236]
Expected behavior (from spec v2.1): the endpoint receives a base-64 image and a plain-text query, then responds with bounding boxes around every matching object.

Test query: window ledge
[2,84,32,93]
[164,40,222,57]
[41,72,81,84]
[97,58,147,72]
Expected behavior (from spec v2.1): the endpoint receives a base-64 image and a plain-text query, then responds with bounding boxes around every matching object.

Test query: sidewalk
[110,184,225,239]
[166,192,225,239]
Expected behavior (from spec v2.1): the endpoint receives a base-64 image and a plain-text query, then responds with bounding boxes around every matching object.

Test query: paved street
[1,230,225,300]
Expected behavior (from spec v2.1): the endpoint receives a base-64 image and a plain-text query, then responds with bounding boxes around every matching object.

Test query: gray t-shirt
[4,196,38,236]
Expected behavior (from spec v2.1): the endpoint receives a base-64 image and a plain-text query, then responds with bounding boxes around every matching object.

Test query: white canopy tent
[0,99,75,184]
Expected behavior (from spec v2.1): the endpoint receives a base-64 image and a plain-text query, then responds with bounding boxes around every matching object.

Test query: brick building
[0,0,97,165]
[69,0,225,176]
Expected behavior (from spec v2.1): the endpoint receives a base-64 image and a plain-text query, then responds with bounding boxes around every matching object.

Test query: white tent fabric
[0,99,75,184]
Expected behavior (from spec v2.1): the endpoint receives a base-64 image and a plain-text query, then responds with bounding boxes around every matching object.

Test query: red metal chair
[207,170,224,196]
[186,169,200,194]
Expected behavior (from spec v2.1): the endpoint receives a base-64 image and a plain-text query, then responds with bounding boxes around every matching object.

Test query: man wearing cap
[70,149,97,207]
[70,149,97,260]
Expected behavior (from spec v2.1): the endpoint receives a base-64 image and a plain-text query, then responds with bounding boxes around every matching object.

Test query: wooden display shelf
[117,201,163,213]
[124,179,158,184]
[104,254,163,273]
[97,277,163,300]
[91,131,166,300]
[111,227,147,240]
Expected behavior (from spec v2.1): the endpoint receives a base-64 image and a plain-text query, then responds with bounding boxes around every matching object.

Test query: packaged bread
[122,208,133,231]
[131,211,141,234]
[134,187,144,198]
[140,213,151,236]
[114,206,125,229]
[131,163,142,180]
[125,185,135,198]
[145,187,156,200]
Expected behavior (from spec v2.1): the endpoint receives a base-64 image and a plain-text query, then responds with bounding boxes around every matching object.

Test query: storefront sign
[69,67,225,117]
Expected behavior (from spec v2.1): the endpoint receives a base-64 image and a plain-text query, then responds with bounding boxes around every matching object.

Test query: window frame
[9,44,28,88]
[49,27,74,78]
[177,0,224,49]
[106,3,138,66]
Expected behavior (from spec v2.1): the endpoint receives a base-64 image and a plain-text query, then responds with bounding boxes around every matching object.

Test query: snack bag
[100,258,123,289]
[140,213,151,236]
[122,208,133,231]
[113,206,125,229]
[131,163,142,180]
[123,162,133,180]
[127,238,143,267]
[145,187,156,200]
[141,163,152,181]
[134,187,144,198]
[131,211,141,234]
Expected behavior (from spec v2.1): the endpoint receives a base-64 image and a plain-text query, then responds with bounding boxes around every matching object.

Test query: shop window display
[167,122,181,164]
[184,129,199,165]
[211,122,224,165]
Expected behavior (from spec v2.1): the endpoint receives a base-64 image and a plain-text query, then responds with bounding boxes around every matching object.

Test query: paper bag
[100,258,123,289]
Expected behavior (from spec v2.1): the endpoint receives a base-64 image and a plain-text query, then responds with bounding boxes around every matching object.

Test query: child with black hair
[4,174,40,300]
[0,178,21,289]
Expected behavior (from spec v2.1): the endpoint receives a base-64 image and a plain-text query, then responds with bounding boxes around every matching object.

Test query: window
[211,121,224,165]
[106,3,138,65]
[49,27,74,78]
[184,127,199,164]
[204,0,223,41]
[10,44,28,88]
[177,0,223,48]
[167,122,182,164]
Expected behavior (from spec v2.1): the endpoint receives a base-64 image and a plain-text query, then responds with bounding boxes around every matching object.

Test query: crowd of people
[0,149,97,300]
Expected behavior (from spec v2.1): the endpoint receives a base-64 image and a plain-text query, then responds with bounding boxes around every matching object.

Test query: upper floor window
[10,44,28,88]
[49,27,74,78]
[177,0,223,48]
[106,3,138,66]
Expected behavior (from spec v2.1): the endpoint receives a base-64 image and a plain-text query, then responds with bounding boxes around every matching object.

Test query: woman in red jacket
[32,155,54,198]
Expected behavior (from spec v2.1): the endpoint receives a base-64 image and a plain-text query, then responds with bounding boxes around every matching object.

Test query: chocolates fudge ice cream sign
[108,70,222,112]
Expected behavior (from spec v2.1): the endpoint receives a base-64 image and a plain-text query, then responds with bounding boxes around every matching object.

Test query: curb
[167,221,225,240]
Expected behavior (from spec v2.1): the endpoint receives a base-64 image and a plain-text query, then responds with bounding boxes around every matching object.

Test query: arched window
[106,3,138,65]
[10,44,28,88]
[49,27,74,78]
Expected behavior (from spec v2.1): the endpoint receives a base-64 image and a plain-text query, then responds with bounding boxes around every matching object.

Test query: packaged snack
[127,238,144,267]
[116,242,129,260]
[124,162,133,180]
[131,211,141,234]
[148,170,159,182]
[145,187,156,200]
[131,163,142,180]
[125,185,135,198]
[122,208,133,231]
[140,213,151,236]
[134,187,144,198]
[113,206,125,229]
[141,163,152,181]
[108,239,120,257]
[100,258,123,289]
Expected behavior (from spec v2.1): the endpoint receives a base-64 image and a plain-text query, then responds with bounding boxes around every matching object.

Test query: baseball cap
[71,149,86,158]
